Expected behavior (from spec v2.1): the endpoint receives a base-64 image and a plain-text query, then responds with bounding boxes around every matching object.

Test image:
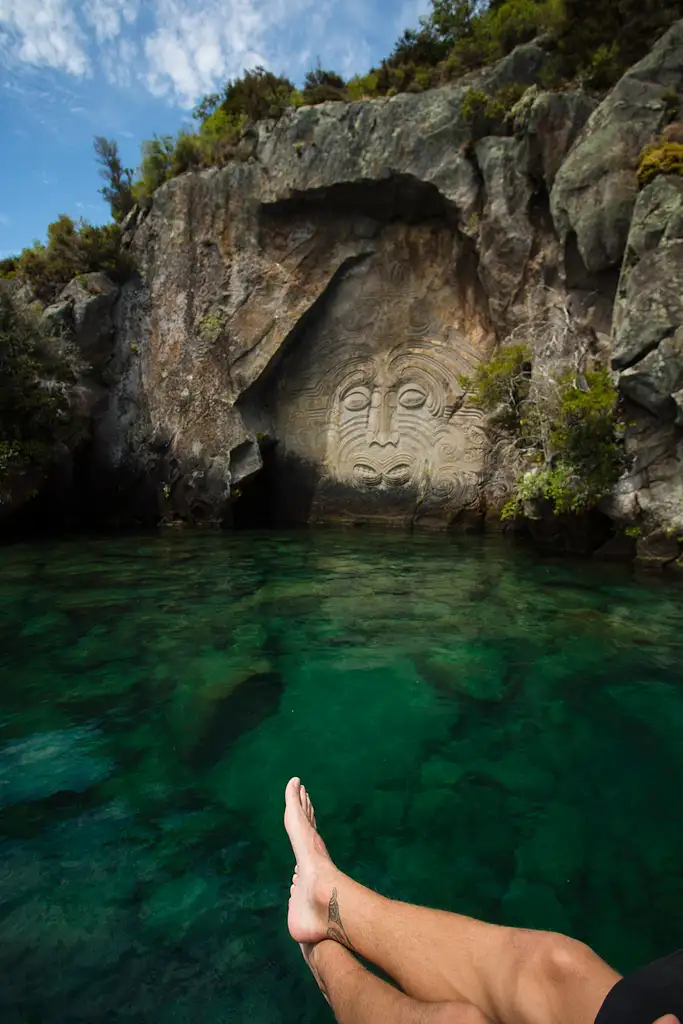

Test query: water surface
[1,531,682,1023]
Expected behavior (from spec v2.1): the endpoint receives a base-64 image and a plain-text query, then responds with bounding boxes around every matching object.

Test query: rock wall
[86,22,683,544]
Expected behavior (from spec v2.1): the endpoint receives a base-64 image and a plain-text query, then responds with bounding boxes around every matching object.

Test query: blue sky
[0,0,429,257]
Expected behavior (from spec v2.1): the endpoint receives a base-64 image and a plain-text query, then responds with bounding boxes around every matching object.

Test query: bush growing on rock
[132,135,175,204]
[302,67,347,105]
[555,0,680,89]
[461,302,623,518]
[0,291,86,498]
[637,141,683,189]
[14,216,132,303]
[93,137,134,223]
[460,84,527,137]
[345,72,382,101]
[0,256,19,280]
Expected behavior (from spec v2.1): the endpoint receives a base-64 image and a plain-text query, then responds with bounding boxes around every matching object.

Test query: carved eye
[398,386,427,409]
[343,388,371,411]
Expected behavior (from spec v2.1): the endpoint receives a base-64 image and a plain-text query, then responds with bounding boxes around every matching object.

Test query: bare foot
[284,777,337,943]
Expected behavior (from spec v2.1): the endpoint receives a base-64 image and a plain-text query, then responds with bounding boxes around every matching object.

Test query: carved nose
[368,392,398,447]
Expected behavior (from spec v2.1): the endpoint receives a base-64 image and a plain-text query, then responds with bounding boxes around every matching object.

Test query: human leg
[300,937,490,1024]
[285,777,621,1024]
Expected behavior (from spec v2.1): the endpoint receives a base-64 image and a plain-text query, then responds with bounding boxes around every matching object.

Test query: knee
[530,932,596,987]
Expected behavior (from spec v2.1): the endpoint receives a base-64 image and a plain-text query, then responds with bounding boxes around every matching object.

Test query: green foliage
[465,349,622,518]
[220,66,295,122]
[198,109,246,164]
[93,137,134,223]
[554,0,680,91]
[637,141,683,189]
[0,256,19,280]
[577,42,622,89]
[388,26,450,67]
[191,66,294,133]
[460,84,527,137]
[171,130,202,176]
[461,343,531,430]
[625,525,642,538]
[133,135,175,204]
[192,92,221,122]
[346,72,381,101]
[302,66,346,105]
[428,0,478,49]
[542,367,622,513]
[447,0,563,75]
[13,216,131,303]
[0,292,82,496]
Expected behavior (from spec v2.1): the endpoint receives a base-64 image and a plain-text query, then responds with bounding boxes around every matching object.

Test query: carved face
[327,345,486,491]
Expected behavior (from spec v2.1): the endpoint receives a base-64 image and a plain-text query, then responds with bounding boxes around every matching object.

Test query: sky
[0,0,430,257]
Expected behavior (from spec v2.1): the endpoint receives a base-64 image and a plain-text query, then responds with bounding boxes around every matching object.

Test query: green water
[1,531,682,1022]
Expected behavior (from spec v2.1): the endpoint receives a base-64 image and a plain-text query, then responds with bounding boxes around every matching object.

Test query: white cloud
[82,0,139,44]
[0,0,89,75]
[144,0,271,108]
[1,0,391,110]
[102,35,138,86]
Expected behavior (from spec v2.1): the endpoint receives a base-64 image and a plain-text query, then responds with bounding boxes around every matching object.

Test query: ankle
[313,867,341,916]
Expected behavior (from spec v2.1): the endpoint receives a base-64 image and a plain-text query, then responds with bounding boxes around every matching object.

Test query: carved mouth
[383,464,412,485]
[352,463,383,486]
[351,462,413,487]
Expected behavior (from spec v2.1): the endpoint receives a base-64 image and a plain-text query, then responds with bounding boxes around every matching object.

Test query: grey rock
[56,272,119,372]
[619,329,683,416]
[524,89,597,189]
[475,137,534,325]
[613,178,683,370]
[78,20,683,543]
[635,530,680,567]
[42,300,72,334]
[551,21,683,273]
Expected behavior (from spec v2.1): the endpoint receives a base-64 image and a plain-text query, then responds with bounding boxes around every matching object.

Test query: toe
[285,777,301,805]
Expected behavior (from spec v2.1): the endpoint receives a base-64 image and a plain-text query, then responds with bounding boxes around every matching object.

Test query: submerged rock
[0,728,112,806]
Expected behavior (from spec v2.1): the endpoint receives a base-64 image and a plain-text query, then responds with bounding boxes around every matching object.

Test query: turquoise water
[1,531,683,1022]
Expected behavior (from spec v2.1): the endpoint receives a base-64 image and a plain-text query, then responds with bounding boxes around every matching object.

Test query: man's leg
[285,778,621,1024]
[300,937,490,1024]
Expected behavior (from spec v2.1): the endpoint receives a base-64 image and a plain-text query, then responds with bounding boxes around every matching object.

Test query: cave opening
[231,440,281,529]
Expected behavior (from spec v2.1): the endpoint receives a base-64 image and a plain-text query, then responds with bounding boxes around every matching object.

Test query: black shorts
[596,951,683,1024]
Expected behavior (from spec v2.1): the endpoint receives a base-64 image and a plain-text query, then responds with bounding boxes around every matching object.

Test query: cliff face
[88,22,683,545]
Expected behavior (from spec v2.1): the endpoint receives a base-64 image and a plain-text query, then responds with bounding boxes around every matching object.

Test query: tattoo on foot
[327,887,354,950]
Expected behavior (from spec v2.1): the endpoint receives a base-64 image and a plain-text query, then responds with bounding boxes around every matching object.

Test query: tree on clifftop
[94,137,135,223]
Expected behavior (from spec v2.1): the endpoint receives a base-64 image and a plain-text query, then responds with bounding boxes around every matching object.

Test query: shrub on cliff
[0,291,86,499]
[447,0,563,73]
[0,256,19,280]
[302,67,347,105]
[637,140,683,189]
[554,0,680,90]
[460,84,527,137]
[132,135,175,203]
[93,137,135,223]
[193,66,295,129]
[461,303,623,517]
[15,216,132,303]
